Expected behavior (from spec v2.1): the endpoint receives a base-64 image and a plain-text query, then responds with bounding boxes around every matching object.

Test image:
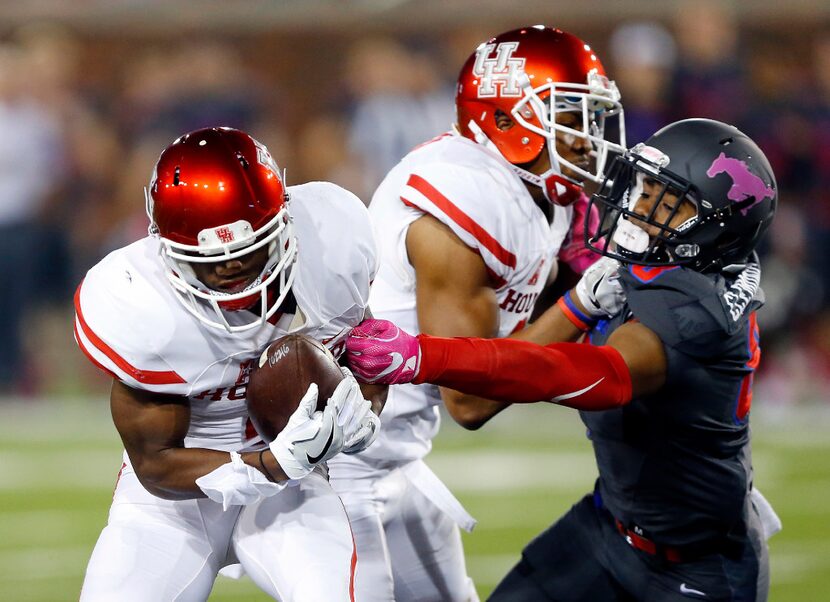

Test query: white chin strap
[613,219,650,254]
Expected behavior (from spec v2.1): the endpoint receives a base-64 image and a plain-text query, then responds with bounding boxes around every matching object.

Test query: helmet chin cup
[217,293,259,312]
[543,173,582,206]
[612,219,650,253]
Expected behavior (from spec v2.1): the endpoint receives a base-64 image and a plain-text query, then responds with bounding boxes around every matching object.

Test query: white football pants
[80,457,356,602]
[330,459,479,602]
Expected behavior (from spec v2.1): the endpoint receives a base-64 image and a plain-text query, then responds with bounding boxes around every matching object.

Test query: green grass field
[1,399,828,601]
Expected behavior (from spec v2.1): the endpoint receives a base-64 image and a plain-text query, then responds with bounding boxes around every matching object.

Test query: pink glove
[559,192,604,274]
[346,319,421,385]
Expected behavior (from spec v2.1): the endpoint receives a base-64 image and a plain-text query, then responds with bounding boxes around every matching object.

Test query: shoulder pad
[399,161,524,278]
[621,265,763,355]
[289,182,377,328]
[73,246,188,393]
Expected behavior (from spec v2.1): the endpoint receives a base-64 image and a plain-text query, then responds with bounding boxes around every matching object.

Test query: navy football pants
[488,493,768,601]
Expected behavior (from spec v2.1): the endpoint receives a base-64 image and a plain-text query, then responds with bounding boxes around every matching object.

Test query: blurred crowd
[2,4,829,406]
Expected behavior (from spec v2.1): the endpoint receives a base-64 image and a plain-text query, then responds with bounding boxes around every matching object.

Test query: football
[246,334,345,442]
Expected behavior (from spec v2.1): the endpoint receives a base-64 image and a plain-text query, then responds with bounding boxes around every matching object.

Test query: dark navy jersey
[585,263,763,547]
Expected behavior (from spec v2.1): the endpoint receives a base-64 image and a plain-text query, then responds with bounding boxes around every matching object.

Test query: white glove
[574,256,625,318]
[336,367,381,454]
[195,451,286,511]
[270,383,344,480]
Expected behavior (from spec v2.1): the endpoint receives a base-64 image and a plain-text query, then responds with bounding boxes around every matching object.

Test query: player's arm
[510,294,584,345]
[516,256,625,344]
[412,319,665,407]
[359,382,388,416]
[347,319,666,409]
[111,379,290,499]
[406,214,508,430]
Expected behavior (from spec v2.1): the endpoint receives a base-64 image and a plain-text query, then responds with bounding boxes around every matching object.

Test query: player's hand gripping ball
[247,334,345,442]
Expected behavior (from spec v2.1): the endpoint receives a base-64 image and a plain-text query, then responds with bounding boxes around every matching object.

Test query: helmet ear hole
[494,109,514,131]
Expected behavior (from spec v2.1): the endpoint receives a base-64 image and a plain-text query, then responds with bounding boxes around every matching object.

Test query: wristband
[195,451,285,510]
[258,448,280,482]
[557,290,597,332]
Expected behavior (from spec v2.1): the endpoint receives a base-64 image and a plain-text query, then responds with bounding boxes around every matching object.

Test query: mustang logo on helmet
[706,152,776,216]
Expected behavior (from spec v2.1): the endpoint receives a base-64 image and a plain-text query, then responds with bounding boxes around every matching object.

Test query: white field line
[0,399,115,444]
[2,543,828,587]
[0,450,123,490]
[0,510,102,548]
[0,545,90,580]
[768,541,830,584]
[427,449,598,493]
[0,447,597,495]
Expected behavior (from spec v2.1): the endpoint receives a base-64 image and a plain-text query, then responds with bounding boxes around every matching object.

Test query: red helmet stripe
[74,283,186,386]
[403,174,517,269]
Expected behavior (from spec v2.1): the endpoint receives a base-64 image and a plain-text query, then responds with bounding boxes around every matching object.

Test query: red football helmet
[456,25,625,205]
[145,127,297,332]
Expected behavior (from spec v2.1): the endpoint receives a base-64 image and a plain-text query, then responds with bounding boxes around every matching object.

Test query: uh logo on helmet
[472,41,526,98]
[586,118,777,272]
[455,25,625,206]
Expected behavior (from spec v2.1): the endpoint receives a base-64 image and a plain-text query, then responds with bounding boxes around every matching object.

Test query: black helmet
[587,118,777,272]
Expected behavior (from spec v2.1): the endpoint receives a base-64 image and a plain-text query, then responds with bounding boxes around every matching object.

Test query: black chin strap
[278,289,298,315]
[532,190,555,224]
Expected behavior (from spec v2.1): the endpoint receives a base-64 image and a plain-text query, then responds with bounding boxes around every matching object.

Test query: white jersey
[340,131,572,468]
[74,182,377,452]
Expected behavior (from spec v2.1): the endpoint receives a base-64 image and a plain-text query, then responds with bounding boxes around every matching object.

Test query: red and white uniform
[75,182,377,602]
[329,132,574,601]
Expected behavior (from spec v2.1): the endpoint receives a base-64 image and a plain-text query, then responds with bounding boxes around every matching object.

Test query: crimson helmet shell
[150,127,285,245]
[146,127,297,331]
[455,26,625,204]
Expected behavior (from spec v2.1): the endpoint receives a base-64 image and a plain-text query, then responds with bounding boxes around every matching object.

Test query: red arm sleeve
[413,335,633,410]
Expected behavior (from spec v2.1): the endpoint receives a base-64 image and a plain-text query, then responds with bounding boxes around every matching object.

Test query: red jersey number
[735,312,760,423]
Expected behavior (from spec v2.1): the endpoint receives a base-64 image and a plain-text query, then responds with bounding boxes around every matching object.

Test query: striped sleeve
[400,169,516,287]
[73,276,188,393]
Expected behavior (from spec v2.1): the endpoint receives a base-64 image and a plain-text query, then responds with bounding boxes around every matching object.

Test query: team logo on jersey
[473,42,526,98]
[706,152,775,215]
[721,262,761,322]
[214,226,235,243]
